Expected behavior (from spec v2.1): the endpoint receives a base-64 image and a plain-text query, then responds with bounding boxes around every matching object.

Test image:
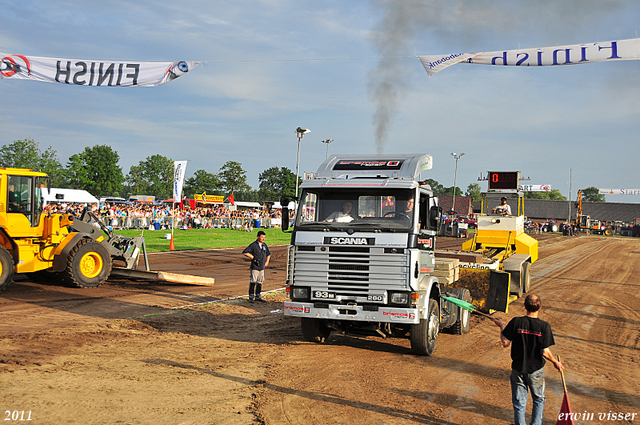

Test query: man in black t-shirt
[492,295,563,425]
[242,231,271,303]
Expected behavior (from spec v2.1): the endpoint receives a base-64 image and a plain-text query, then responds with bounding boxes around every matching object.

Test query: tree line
[0,139,300,201]
[0,139,604,202]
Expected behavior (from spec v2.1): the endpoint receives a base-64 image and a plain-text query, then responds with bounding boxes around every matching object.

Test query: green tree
[442,186,463,196]
[0,138,64,186]
[126,155,173,199]
[465,183,482,203]
[218,161,251,194]
[525,189,567,200]
[582,186,605,202]
[183,169,222,197]
[258,166,297,201]
[65,145,124,197]
[424,179,445,196]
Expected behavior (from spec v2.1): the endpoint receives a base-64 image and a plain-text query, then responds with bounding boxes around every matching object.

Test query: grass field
[115,227,292,252]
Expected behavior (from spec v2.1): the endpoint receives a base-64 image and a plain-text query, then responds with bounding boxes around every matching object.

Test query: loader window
[8,175,33,220]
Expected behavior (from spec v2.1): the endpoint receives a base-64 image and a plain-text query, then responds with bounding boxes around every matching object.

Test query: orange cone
[169,235,175,250]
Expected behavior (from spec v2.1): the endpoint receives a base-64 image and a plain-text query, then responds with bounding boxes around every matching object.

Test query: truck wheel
[64,239,112,288]
[453,289,471,335]
[0,246,15,293]
[411,298,439,356]
[522,262,531,294]
[301,318,331,343]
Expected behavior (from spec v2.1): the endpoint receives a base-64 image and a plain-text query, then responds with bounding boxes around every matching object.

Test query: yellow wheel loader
[0,167,145,292]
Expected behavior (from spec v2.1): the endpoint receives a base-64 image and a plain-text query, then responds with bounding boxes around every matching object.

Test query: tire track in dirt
[529,237,640,414]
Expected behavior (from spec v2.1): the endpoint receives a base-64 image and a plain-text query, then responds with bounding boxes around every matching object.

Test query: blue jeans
[510,368,546,425]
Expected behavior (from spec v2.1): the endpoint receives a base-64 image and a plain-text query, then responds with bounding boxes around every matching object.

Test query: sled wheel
[522,262,531,294]
[453,289,471,335]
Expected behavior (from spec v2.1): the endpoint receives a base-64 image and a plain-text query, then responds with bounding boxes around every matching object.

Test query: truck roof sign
[315,154,432,180]
[333,160,404,171]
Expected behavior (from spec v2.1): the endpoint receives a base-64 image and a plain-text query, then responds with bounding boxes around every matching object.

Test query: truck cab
[282,154,470,355]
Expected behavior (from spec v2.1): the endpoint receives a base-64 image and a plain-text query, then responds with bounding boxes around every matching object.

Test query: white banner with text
[418,38,640,77]
[599,188,640,195]
[1,53,199,86]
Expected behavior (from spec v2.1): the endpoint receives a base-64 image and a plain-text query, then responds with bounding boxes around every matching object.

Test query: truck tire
[410,298,439,356]
[301,318,331,343]
[453,289,471,335]
[522,262,531,294]
[64,239,112,288]
[0,246,15,293]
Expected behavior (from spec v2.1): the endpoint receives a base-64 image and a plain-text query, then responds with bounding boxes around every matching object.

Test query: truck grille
[293,246,410,297]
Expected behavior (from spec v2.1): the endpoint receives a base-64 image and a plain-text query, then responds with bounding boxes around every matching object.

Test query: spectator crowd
[44,201,291,232]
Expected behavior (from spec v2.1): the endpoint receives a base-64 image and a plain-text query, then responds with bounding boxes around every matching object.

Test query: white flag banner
[418,38,640,77]
[173,161,188,201]
[599,188,640,195]
[520,184,551,192]
[1,53,200,86]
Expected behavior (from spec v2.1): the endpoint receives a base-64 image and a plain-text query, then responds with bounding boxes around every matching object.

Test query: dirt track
[1,234,639,424]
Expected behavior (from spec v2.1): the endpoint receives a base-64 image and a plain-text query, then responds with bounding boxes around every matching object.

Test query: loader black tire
[410,298,439,356]
[301,318,331,343]
[0,246,15,293]
[64,239,112,288]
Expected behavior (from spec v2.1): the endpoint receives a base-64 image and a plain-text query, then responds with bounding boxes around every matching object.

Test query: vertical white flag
[173,161,188,201]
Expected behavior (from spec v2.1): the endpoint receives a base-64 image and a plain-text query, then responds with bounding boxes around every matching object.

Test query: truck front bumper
[284,301,420,324]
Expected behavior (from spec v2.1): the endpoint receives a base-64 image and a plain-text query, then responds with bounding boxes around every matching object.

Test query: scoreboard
[488,171,519,191]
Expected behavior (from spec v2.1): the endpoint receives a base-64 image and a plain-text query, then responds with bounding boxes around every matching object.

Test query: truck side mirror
[281,197,290,231]
[429,205,442,230]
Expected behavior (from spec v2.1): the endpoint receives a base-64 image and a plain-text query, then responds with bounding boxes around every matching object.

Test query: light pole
[295,127,311,198]
[321,139,334,159]
[451,152,465,213]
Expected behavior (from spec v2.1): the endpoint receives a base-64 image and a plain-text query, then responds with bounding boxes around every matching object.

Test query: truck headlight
[292,287,310,300]
[390,292,409,305]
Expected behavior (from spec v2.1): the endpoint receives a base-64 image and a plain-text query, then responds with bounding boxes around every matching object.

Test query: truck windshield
[296,188,415,231]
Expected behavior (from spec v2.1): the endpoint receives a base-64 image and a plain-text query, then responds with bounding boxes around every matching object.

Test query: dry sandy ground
[1,234,639,424]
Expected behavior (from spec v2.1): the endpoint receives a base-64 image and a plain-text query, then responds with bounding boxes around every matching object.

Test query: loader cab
[1,169,48,235]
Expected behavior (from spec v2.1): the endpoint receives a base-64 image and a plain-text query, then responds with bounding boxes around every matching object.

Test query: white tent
[43,188,99,204]
[234,201,262,209]
[272,201,297,209]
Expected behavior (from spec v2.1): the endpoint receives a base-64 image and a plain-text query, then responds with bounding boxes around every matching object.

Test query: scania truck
[281,154,472,355]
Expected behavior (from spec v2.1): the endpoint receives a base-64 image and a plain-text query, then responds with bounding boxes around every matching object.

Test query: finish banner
[418,38,640,77]
[0,53,200,86]
[599,188,640,195]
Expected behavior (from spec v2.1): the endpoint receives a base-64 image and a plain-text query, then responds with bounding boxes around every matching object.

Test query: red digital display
[488,172,519,190]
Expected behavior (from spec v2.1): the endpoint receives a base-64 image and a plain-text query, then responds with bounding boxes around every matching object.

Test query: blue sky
[1,0,639,202]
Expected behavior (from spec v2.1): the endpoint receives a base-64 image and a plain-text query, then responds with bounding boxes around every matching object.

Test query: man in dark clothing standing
[242,231,271,303]
[492,295,563,425]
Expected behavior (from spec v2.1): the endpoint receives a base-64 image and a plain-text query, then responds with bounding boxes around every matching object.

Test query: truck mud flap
[452,268,511,313]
